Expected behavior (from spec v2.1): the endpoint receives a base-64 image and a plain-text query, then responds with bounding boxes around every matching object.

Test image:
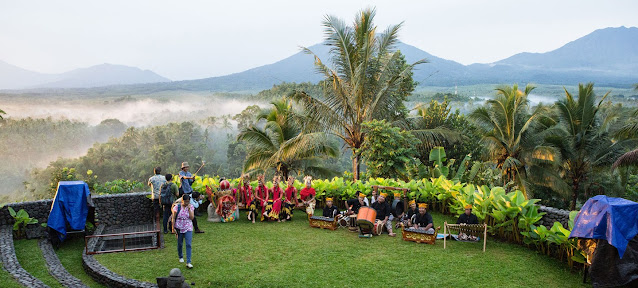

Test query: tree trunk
[352,153,360,181]
[570,180,579,211]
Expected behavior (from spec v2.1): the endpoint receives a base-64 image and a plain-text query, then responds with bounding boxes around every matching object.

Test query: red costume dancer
[255,175,270,222]
[299,176,316,217]
[282,176,298,221]
[268,176,283,222]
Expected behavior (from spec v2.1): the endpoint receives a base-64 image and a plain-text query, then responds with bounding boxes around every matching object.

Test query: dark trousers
[162,203,172,232]
[192,215,200,231]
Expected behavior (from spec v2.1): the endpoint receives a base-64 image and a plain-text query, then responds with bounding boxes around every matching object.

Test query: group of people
[340,191,433,236]
[148,162,206,269]
[239,174,317,223]
[148,164,481,269]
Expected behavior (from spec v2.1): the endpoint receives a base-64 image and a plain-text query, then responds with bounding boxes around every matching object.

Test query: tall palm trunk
[352,152,361,180]
[570,178,579,211]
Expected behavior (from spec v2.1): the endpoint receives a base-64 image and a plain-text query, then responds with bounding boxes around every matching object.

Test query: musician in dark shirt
[345,191,367,214]
[401,200,418,227]
[457,204,479,224]
[410,203,434,234]
[322,198,340,218]
[371,193,396,236]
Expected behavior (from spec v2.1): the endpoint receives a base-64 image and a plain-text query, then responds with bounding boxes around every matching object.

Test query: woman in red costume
[281,176,298,222]
[299,176,316,217]
[268,175,283,222]
[237,174,256,223]
[254,174,270,222]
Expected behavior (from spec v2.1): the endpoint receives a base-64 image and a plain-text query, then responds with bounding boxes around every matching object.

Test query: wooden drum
[356,207,377,232]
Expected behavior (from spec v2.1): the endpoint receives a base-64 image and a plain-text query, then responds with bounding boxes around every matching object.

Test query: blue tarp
[569,195,638,258]
[47,181,90,241]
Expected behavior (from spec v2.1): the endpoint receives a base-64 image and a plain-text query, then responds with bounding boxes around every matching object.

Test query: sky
[1,0,637,81]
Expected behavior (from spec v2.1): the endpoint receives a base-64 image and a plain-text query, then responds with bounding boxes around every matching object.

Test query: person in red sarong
[299,176,316,217]
[254,174,270,222]
[268,176,283,222]
[281,176,298,222]
[237,174,255,222]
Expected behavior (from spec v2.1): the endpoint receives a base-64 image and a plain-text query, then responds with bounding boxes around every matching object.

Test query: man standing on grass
[148,166,166,223]
[371,193,396,237]
[179,162,204,233]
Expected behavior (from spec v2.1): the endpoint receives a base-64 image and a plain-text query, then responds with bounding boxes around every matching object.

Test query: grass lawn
[94,211,589,288]
[14,239,64,288]
[55,237,106,288]
[0,261,23,288]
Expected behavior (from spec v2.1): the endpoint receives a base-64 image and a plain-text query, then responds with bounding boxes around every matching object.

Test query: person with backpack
[172,194,195,269]
[148,167,166,223]
[161,174,179,234]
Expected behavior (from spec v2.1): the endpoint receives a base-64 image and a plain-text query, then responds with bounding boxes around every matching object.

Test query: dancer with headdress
[299,176,316,217]
[268,176,283,222]
[254,174,270,222]
[281,176,298,222]
[237,174,256,222]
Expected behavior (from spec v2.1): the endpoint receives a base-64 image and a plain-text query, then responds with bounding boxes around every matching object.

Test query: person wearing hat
[409,203,434,234]
[390,192,405,229]
[401,199,418,227]
[345,191,367,215]
[178,162,204,233]
[322,197,340,218]
[371,192,396,236]
[457,204,479,225]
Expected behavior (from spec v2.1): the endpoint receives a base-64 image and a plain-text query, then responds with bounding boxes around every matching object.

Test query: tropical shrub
[8,207,38,239]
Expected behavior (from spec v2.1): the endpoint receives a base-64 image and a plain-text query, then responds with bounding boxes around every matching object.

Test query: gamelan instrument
[308,215,339,231]
[356,207,377,237]
[399,222,441,245]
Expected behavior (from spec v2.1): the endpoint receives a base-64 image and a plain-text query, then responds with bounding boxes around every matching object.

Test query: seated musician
[371,193,396,237]
[457,204,479,225]
[401,199,417,227]
[457,204,479,241]
[344,191,367,215]
[409,203,434,234]
[390,192,404,229]
[322,197,340,219]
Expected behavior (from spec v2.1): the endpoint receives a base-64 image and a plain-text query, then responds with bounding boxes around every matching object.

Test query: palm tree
[0,108,5,119]
[290,7,426,180]
[237,98,338,179]
[612,107,638,170]
[470,84,545,197]
[542,83,629,210]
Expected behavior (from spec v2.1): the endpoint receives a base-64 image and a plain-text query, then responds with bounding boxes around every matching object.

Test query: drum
[373,221,384,235]
[356,207,377,232]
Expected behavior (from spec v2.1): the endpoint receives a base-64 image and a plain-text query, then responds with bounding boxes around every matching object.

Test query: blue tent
[47,181,91,241]
[569,195,638,258]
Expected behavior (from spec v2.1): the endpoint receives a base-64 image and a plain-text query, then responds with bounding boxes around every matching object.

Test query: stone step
[38,238,89,288]
[0,225,49,288]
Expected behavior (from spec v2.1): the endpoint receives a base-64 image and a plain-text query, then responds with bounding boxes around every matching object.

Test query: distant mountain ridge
[1,26,636,92]
[0,62,170,89]
[146,26,638,91]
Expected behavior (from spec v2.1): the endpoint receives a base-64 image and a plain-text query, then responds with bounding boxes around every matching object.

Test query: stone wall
[538,205,571,228]
[0,192,154,238]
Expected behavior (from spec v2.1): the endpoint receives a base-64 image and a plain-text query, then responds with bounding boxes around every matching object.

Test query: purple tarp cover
[569,195,638,258]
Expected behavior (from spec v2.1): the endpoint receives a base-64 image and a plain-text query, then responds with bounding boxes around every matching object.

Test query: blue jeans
[177,231,192,263]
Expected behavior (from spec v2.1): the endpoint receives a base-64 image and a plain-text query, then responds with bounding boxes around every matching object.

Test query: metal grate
[85,224,161,255]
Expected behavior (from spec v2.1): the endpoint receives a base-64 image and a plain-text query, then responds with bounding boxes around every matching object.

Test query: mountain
[2,26,636,92]
[496,26,638,73]
[163,26,638,91]
[0,62,169,89]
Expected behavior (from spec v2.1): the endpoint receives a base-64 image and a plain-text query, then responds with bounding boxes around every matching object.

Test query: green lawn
[55,237,106,288]
[14,239,64,288]
[0,262,22,288]
[93,211,589,288]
